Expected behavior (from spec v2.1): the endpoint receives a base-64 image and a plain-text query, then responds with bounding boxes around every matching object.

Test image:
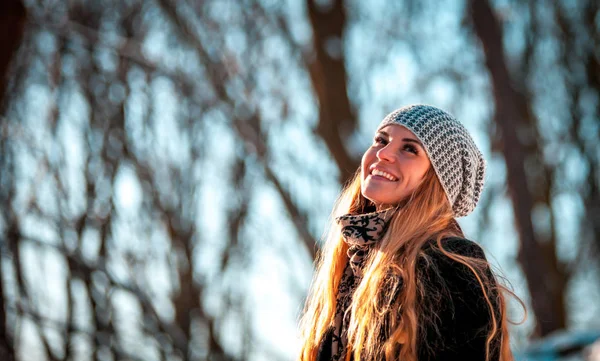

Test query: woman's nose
[376,144,396,162]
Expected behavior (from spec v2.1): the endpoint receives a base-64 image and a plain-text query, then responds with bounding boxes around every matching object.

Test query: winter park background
[0,0,599,360]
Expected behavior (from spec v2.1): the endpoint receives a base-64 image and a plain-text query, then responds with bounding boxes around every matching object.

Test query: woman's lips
[369,175,397,182]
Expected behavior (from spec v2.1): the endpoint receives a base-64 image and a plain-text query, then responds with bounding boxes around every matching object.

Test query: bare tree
[467,0,600,337]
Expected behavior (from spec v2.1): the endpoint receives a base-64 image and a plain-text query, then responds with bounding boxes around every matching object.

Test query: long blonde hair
[297,166,524,361]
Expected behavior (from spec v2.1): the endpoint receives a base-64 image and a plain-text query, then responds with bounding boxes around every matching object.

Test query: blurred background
[0,0,599,360]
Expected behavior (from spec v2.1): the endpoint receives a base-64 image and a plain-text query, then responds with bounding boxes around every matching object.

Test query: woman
[297,104,523,361]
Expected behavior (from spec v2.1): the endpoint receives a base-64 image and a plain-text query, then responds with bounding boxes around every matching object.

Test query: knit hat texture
[376,104,486,217]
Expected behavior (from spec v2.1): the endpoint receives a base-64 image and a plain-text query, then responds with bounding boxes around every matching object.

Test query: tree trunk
[468,0,567,337]
[306,0,359,184]
[0,0,26,110]
[0,274,13,361]
[0,2,26,359]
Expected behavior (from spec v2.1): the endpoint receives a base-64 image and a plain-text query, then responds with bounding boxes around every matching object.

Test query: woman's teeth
[371,169,398,181]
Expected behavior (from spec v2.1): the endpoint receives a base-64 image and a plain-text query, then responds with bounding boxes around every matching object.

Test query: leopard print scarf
[325,206,397,361]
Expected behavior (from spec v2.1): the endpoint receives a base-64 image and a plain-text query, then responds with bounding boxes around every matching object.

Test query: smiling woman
[297,104,524,361]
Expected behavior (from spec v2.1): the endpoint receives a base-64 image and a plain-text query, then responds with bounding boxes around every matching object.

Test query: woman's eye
[374,136,387,145]
[404,144,418,154]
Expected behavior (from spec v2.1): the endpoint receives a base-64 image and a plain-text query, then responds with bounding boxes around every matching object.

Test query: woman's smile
[369,167,399,181]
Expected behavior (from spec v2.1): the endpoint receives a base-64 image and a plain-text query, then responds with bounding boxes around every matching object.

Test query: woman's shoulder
[421,236,487,261]
[417,236,493,290]
[416,241,500,359]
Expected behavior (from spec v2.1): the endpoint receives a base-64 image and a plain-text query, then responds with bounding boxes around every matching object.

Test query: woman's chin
[362,192,393,207]
[362,188,405,208]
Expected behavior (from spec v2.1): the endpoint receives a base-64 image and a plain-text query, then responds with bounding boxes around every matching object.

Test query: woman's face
[361,124,431,209]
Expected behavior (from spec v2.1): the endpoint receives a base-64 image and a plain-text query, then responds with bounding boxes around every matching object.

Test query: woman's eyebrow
[403,138,424,148]
[378,130,424,148]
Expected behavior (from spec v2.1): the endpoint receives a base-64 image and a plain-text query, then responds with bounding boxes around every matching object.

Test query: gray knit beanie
[376,104,486,217]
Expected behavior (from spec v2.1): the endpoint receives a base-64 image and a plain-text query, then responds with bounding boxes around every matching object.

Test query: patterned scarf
[326,206,397,361]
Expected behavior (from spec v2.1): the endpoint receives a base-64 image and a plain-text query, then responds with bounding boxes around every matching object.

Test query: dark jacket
[317,237,502,361]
